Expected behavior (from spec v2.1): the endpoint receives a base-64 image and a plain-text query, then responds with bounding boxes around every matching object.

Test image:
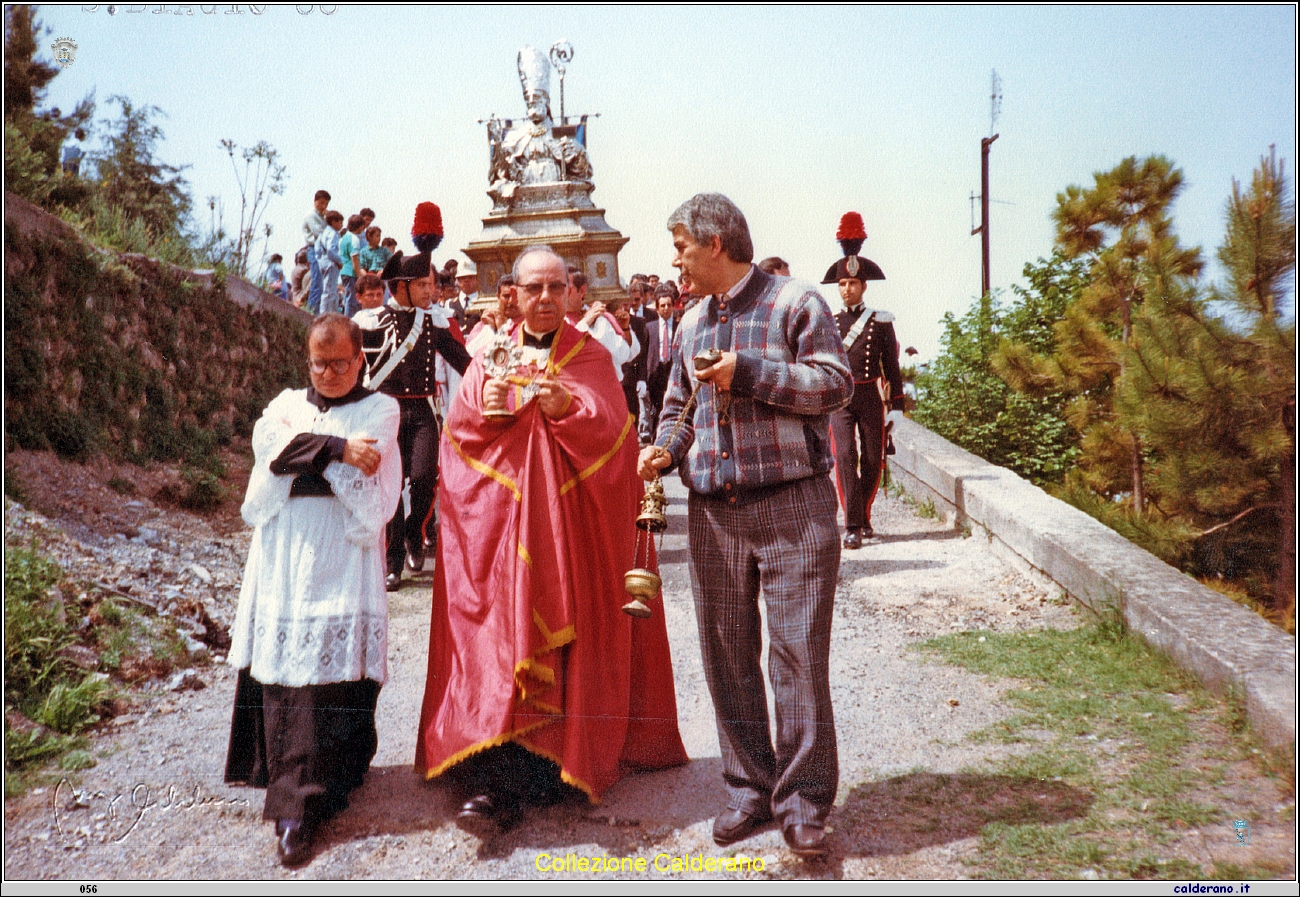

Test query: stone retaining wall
[888,417,1296,750]
[4,193,310,461]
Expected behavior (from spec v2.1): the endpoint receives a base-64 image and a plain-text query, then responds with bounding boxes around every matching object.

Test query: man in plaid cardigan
[639,193,852,857]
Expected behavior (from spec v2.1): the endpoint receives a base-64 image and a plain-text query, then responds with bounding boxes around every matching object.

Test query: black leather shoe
[385,573,401,592]
[457,793,519,835]
[862,523,874,539]
[276,820,313,866]
[842,528,862,550]
[406,548,425,572]
[783,823,827,857]
[713,808,771,846]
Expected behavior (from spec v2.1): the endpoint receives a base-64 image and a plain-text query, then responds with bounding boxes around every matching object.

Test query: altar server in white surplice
[224,313,401,867]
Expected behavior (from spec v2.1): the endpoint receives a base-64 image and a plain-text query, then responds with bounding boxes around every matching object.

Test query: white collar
[724,264,756,300]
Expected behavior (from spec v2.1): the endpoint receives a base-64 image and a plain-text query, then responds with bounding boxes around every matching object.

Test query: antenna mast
[972,69,1002,297]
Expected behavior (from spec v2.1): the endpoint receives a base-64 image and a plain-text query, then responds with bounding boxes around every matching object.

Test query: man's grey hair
[666,193,754,264]
[512,244,566,280]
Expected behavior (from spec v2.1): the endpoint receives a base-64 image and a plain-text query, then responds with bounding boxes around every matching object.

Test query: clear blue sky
[36,4,1298,361]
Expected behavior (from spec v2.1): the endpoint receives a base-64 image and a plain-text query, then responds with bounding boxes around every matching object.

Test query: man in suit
[612,297,649,428]
[640,287,678,443]
[449,256,478,330]
[626,275,654,322]
[639,193,851,857]
[822,213,905,548]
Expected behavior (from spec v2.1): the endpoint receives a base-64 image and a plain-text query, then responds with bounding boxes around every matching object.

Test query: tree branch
[1195,504,1278,539]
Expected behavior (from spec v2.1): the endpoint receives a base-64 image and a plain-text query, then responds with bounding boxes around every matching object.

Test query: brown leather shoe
[783,823,827,857]
[713,808,772,846]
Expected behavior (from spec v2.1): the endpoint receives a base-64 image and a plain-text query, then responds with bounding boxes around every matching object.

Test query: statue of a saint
[489,45,592,204]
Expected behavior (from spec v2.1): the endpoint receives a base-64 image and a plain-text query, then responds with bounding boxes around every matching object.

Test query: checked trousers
[686,473,841,828]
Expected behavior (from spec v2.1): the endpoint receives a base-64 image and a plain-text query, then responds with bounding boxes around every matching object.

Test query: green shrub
[5,466,30,504]
[35,674,111,734]
[5,726,79,769]
[4,120,55,205]
[92,595,192,677]
[106,476,136,495]
[5,410,50,452]
[913,253,1085,487]
[3,547,110,785]
[178,463,224,511]
[46,409,92,461]
[4,547,73,705]
[58,749,97,772]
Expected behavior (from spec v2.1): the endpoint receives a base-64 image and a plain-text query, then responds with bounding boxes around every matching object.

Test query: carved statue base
[465,181,629,311]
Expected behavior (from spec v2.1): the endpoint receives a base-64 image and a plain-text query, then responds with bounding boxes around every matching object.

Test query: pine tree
[996,156,1203,512]
[94,96,192,242]
[3,5,58,120]
[1119,149,1296,624]
[3,5,93,205]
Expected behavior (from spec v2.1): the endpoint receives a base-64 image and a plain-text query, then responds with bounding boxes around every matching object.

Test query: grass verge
[922,618,1293,880]
[886,476,941,520]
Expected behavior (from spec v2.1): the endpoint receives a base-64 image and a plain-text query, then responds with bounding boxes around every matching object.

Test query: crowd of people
[227,192,903,868]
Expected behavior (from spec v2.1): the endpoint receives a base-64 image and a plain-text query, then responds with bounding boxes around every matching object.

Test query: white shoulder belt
[842,308,875,350]
[367,307,426,390]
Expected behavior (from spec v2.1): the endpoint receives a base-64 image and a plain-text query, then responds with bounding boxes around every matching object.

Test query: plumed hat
[822,211,886,284]
[381,250,432,282]
[411,202,444,254]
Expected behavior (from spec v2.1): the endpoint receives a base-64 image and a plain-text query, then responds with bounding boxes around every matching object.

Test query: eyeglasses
[308,356,358,375]
[516,280,569,298]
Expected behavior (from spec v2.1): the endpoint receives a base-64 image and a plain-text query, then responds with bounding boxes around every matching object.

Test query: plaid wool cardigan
[656,267,852,498]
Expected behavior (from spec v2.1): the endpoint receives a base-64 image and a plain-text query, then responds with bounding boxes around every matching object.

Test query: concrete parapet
[182,268,309,324]
[888,417,1296,750]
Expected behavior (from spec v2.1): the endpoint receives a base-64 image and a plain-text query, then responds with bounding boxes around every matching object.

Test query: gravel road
[5,475,1079,881]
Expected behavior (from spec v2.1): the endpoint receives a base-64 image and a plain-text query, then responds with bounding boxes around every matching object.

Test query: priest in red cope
[415,245,687,830]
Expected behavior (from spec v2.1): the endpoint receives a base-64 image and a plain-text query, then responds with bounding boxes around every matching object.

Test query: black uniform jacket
[836,305,905,412]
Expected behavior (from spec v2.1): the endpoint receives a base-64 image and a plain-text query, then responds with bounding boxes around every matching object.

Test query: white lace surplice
[228,388,401,687]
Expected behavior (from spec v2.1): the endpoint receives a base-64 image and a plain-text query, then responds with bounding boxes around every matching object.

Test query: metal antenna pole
[979,134,998,297]
[971,70,1003,297]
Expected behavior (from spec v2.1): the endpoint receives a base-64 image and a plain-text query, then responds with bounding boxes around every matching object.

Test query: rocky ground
[3,448,1294,882]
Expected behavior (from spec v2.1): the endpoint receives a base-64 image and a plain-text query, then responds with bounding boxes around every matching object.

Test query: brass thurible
[623,479,669,617]
[622,567,661,619]
[634,476,668,533]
